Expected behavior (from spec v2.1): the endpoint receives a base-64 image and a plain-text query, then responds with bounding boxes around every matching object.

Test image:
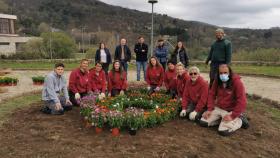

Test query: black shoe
[51,109,64,115]
[199,120,209,127]
[40,106,51,114]
[63,106,73,111]
[240,114,250,129]
[218,130,232,136]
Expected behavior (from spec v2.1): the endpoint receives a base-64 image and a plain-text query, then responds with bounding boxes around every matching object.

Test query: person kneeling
[200,64,249,136]
[146,56,164,95]
[89,62,107,100]
[164,60,177,98]
[180,66,208,122]
[42,63,72,115]
[69,59,92,106]
[108,60,127,97]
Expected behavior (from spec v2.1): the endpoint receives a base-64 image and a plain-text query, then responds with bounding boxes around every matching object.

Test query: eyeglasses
[189,72,197,76]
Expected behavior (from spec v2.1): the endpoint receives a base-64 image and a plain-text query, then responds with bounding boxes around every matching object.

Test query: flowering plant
[91,105,107,128]
[107,110,125,128]
[125,107,145,129]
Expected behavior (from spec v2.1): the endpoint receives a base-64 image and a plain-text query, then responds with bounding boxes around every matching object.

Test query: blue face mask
[220,74,229,82]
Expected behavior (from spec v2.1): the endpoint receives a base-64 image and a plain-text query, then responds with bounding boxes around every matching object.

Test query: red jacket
[89,68,106,93]
[69,68,90,93]
[146,66,164,87]
[164,69,177,90]
[182,76,208,112]
[176,72,190,97]
[108,70,127,92]
[207,74,247,119]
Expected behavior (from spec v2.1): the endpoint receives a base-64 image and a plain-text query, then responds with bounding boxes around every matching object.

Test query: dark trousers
[209,63,219,87]
[148,85,158,95]
[166,89,177,99]
[69,90,87,106]
[186,103,207,122]
[160,62,166,70]
[102,63,110,77]
[111,89,121,97]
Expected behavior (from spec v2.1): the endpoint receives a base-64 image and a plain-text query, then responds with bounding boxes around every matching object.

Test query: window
[0,18,10,34]
[0,42,10,45]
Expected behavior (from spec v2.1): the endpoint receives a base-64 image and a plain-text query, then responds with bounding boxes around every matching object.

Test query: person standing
[95,42,112,77]
[114,38,131,75]
[69,59,92,106]
[134,36,148,81]
[42,63,72,115]
[154,39,168,70]
[171,41,189,68]
[206,28,232,87]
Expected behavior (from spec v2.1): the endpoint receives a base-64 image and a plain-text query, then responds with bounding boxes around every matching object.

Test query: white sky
[99,0,280,29]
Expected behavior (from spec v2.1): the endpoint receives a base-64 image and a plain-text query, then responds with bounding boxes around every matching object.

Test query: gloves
[189,111,198,121]
[120,90,125,95]
[180,110,187,117]
[108,93,111,97]
[98,93,106,100]
[75,93,81,100]
[147,86,151,91]
[155,87,160,91]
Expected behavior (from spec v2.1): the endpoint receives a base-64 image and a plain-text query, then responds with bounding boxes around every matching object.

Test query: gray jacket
[42,71,69,103]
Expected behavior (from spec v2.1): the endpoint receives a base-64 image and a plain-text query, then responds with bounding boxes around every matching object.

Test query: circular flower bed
[80,88,179,135]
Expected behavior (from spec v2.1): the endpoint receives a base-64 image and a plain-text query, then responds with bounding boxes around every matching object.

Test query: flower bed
[32,76,45,85]
[80,88,179,136]
[0,77,18,86]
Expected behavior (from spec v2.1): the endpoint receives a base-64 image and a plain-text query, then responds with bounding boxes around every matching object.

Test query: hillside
[2,0,280,52]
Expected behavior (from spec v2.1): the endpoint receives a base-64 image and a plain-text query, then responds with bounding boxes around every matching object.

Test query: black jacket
[95,48,112,64]
[171,48,189,67]
[114,45,131,62]
[134,43,148,61]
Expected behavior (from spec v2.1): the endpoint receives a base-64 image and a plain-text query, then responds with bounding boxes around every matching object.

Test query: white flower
[113,104,117,107]
[156,105,159,109]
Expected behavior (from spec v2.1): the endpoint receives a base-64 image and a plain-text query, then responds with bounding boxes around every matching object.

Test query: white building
[0,13,33,55]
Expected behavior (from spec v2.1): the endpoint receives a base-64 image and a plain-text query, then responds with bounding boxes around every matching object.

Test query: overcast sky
[99,0,280,29]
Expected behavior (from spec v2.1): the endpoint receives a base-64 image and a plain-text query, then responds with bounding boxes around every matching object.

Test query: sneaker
[240,114,250,129]
[218,130,232,136]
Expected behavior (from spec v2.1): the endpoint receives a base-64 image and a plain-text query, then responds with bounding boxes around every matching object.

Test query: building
[0,13,33,55]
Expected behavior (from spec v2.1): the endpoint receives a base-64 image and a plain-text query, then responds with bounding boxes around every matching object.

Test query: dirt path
[0,70,279,103]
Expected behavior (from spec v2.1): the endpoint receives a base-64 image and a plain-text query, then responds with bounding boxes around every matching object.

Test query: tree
[41,32,77,59]
[38,22,51,34]
[0,0,8,13]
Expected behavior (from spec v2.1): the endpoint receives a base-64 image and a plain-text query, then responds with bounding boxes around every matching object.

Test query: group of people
[41,28,249,136]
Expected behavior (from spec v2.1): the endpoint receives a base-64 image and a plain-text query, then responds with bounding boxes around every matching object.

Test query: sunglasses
[219,72,228,74]
[189,72,197,76]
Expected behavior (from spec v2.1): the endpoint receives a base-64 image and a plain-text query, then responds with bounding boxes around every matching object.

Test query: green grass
[0,92,41,126]
[196,64,280,77]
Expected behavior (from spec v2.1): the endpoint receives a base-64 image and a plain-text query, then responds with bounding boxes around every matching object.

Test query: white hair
[189,66,200,74]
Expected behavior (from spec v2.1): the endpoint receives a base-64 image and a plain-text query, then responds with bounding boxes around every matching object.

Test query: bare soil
[0,101,279,158]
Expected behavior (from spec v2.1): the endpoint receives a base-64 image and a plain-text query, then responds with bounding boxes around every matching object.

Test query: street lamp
[148,0,158,57]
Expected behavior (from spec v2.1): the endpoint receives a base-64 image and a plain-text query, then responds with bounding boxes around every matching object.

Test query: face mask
[219,74,229,82]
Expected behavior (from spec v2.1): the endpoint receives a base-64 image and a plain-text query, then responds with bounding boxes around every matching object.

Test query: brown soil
[0,102,280,158]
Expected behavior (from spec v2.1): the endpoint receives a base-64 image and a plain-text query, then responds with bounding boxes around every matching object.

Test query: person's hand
[100,93,105,98]
[55,102,62,111]
[88,91,94,96]
[189,111,198,120]
[108,93,111,97]
[202,111,212,120]
[223,114,233,122]
[120,90,125,95]
[155,87,160,91]
[147,86,151,91]
[66,99,72,106]
[180,110,187,117]
[75,93,81,100]
[142,49,145,52]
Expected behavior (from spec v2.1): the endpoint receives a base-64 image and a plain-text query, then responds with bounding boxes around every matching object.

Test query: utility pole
[148,0,158,57]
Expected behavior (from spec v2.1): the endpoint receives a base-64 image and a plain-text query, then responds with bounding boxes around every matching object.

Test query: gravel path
[0,70,279,103]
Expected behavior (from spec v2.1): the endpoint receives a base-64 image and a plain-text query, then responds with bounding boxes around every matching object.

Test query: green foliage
[31,76,45,83]
[233,48,280,62]
[0,0,8,12]
[41,32,77,59]
[38,22,51,34]
[0,77,18,84]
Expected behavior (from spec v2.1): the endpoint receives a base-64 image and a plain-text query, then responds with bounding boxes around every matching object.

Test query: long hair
[111,60,124,80]
[173,41,186,55]
[216,65,234,89]
[99,42,106,49]
[148,56,161,68]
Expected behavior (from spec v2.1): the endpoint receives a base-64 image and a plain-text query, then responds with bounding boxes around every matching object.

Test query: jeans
[121,60,128,78]
[136,61,147,81]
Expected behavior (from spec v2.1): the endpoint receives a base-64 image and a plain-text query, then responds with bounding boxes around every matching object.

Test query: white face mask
[220,74,229,82]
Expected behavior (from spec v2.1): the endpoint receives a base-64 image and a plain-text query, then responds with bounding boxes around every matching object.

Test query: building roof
[0,13,17,20]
